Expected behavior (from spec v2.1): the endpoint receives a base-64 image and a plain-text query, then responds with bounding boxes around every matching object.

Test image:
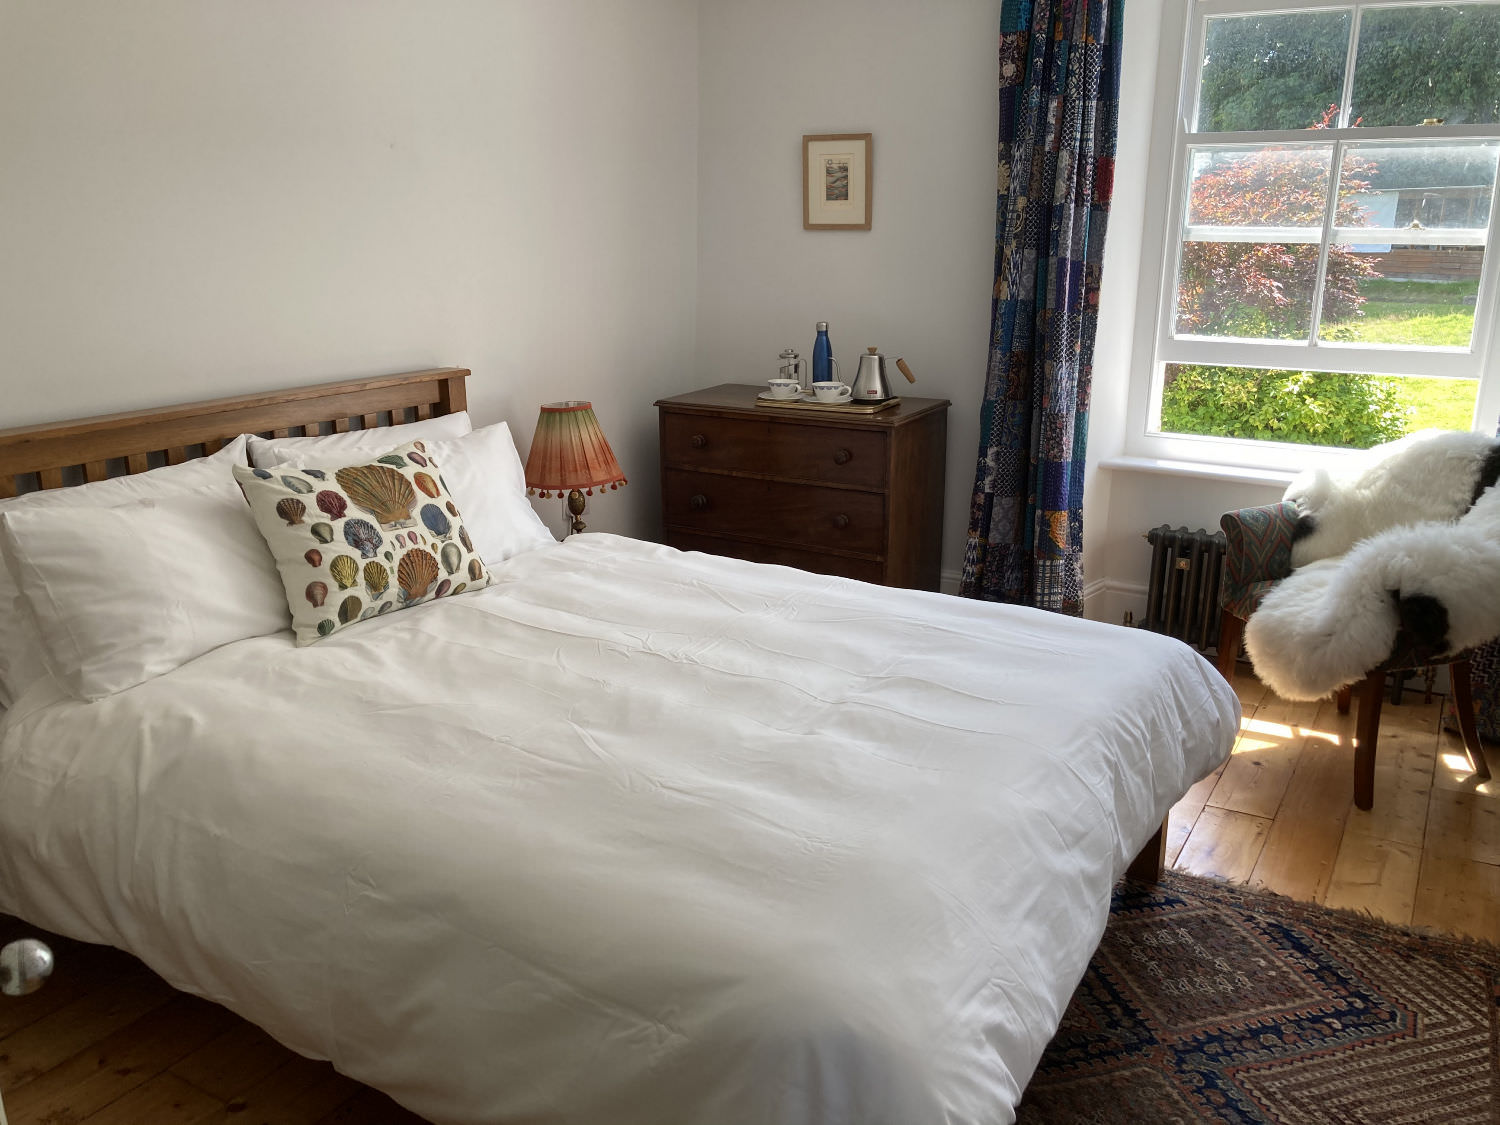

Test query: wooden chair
[1216,501,1491,810]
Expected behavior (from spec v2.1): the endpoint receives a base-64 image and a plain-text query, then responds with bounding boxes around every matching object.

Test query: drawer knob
[690,433,708,449]
[832,513,850,530]
[833,448,852,465]
[689,493,709,512]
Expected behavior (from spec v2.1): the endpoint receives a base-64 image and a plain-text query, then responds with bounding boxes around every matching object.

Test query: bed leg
[1125,817,1168,884]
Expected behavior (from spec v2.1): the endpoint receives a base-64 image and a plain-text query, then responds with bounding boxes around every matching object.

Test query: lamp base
[566,488,587,536]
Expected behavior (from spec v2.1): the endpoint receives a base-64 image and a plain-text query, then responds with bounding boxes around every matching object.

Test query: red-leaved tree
[1177,106,1380,337]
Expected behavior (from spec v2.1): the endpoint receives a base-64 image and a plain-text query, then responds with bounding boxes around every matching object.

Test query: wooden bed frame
[0,361,1169,883]
[0,367,468,499]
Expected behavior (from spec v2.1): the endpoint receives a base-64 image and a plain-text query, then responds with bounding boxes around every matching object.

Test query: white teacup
[766,378,802,399]
[811,381,852,404]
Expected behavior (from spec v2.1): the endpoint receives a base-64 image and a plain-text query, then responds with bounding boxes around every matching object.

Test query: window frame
[1126,0,1500,472]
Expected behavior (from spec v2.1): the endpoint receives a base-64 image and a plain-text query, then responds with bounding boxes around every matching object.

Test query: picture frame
[803,133,872,230]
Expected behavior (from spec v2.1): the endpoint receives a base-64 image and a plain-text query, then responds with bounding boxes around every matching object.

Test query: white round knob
[0,938,53,997]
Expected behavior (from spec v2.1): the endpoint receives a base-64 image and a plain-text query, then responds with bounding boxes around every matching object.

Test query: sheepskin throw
[1245,430,1500,701]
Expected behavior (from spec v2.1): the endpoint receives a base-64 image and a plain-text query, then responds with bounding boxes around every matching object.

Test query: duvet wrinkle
[330,565,1164,746]
[422,915,691,1051]
[417,609,1034,740]
[650,777,836,850]
[564,720,636,785]
[479,735,600,777]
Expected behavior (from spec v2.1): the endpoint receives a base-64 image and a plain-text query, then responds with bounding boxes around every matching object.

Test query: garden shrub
[1160,365,1411,449]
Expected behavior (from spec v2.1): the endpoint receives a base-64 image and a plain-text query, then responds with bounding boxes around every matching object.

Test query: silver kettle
[850,346,916,403]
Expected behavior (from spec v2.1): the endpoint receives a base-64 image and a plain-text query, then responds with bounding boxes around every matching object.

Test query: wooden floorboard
[2,993,233,1123]
[0,971,170,1091]
[168,1021,299,1103]
[79,1072,223,1125]
[1173,805,1274,882]
[0,667,1493,1121]
[1205,695,1317,820]
[1176,667,1500,946]
[1413,852,1500,938]
[1247,700,1355,903]
[1324,834,1424,921]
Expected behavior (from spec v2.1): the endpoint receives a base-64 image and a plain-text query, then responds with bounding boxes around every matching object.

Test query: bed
[0,368,1239,1125]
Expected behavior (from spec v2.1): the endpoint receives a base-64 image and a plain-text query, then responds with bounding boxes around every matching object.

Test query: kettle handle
[895,358,916,384]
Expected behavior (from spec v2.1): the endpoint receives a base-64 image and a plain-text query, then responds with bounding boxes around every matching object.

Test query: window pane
[1197,10,1351,132]
[1336,141,1498,233]
[1350,4,1500,127]
[1320,142,1496,348]
[1159,364,1476,449]
[1177,243,1320,340]
[1186,146,1333,230]
[1179,146,1333,340]
[1319,247,1483,347]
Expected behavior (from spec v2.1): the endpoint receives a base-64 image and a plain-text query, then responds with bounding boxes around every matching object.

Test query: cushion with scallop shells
[234,441,493,645]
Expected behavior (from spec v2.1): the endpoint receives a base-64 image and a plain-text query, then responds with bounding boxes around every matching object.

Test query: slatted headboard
[0,367,469,498]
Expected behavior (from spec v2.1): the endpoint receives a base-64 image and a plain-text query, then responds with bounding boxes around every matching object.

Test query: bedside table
[655,384,949,590]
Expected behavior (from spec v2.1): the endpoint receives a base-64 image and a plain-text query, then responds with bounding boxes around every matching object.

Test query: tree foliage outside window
[1200,7,1500,133]
[1161,365,1410,448]
[1350,6,1500,127]
[1176,114,1379,339]
[1198,12,1351,132]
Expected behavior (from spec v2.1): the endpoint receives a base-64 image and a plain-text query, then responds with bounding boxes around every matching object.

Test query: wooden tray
[754,395,901,415]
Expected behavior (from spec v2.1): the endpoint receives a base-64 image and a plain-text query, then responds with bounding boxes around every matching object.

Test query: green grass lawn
[1322,304,1475,346]
[1320,278,1479,347]
[1361,279,1481,302]
[1392,374,1478,431]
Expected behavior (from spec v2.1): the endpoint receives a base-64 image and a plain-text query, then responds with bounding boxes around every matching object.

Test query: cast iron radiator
[1143,525,1226,652]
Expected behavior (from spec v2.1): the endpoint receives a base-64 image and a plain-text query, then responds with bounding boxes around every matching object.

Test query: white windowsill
[1098,454,1296,488]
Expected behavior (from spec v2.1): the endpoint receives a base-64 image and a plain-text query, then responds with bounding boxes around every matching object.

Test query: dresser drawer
[664,531,886,583]
[662,413,887,489]
[663,469,886,556]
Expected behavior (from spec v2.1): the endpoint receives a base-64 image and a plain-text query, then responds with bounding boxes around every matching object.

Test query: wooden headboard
[0,367,469,499]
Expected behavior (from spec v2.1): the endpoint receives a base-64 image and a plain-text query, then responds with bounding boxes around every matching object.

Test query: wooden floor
[1171,667,1500,944]
[0,914,428,1124]
[1,670,1495,1123]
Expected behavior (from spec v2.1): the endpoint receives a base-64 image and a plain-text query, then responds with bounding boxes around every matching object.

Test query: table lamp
[524,401,626,536]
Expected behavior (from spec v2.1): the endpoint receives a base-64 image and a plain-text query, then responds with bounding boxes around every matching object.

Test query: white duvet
[0,534,1237,1124]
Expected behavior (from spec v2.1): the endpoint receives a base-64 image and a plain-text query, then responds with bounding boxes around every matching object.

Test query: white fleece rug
[1245,430,1500,700]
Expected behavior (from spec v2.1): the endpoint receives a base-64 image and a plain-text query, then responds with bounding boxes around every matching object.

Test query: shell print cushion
[234,440,493,645]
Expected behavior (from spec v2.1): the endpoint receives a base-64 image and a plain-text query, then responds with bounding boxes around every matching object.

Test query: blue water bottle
[812,321,839,385]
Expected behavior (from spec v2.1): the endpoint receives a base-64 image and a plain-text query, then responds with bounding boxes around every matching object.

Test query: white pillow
[0,592,42,711]
[0,434,251,707]
[234,441,493,645]
[424,423,555,564]
[248,411,472,470]
[0,491,288,702]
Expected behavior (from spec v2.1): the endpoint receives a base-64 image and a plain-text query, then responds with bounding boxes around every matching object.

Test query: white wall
[696,0,998,587]
[0,0,699,539]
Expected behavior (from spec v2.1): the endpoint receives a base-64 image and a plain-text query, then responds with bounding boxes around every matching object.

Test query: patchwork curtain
[960,0,1124,614]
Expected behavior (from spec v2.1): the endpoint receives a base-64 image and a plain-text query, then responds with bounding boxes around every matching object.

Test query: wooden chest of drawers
[655,384,949,590]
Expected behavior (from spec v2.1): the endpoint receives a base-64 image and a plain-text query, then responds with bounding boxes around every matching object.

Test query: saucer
[757,390,810,402]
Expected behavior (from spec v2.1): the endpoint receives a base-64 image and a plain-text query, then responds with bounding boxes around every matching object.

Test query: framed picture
[803,133,872,230]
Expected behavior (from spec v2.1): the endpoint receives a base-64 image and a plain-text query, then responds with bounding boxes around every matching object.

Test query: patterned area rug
[1017,872,1500,1124]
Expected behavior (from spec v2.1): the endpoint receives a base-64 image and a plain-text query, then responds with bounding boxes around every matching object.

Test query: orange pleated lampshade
[524,401,627,498]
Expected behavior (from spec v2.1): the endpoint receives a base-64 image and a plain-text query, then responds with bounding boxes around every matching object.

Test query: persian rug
[1017,872,1500,1124]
